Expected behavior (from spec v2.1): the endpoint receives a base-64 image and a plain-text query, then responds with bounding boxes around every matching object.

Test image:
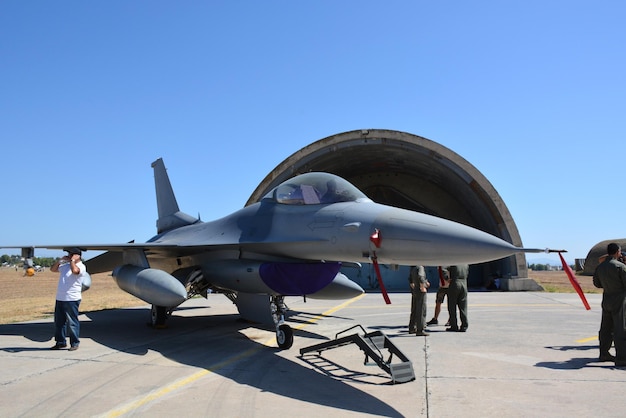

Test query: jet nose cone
[373,207,520,265]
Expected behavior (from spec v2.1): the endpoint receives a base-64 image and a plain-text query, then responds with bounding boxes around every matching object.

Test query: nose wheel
[276,324,293,349]
[271,295,293,349]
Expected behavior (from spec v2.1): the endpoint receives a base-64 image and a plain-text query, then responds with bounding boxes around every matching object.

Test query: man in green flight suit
[408,265,430,336]
[447,264,469,332]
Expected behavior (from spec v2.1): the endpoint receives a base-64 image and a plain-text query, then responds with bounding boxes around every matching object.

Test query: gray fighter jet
[8,158,553,349]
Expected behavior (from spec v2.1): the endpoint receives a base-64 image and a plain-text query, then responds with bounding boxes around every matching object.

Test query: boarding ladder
[299,325,415,384]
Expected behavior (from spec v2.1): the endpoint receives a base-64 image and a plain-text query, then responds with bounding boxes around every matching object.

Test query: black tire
[276,324,294,349]
[151,305,168,328]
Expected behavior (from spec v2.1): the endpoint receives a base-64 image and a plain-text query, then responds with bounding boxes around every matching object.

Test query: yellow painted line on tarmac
[576,336,598,343]
[291,293,365,330]
[103,348,260,418]
[102,293,365,417]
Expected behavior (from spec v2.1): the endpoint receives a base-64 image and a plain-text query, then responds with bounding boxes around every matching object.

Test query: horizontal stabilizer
[156,211,199,234]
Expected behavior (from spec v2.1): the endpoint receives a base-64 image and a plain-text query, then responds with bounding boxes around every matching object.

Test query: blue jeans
[54,300,81,346]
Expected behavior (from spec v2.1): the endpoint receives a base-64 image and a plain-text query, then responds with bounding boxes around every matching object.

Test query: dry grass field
[0,268,144,325]
[0,267,599,325]
[529,269,599,294]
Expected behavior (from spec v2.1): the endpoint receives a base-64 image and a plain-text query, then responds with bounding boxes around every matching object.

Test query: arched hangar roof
[247,129,528,279]
[582,239,626,276]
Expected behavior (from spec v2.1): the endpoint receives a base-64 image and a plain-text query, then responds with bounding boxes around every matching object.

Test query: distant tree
[1,254,58,267]
[529,263,549,271]
[1,254,22,265]
[34,257,56,267]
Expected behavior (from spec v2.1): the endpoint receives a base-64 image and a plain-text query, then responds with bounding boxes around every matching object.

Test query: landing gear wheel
[276,324,293,349]
[150,305,168,328]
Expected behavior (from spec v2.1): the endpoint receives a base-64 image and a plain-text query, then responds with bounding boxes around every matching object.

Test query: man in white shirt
[49,247,86,351]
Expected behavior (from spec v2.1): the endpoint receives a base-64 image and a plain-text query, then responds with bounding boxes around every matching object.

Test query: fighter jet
[7,158,552,349]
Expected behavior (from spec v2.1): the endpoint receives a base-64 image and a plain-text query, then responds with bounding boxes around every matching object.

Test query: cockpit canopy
[263,172,370,205]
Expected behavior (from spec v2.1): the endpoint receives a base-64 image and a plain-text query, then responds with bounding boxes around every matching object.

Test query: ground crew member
[593,243,626,366]
[408,265,429,336]
[447,264,469,332]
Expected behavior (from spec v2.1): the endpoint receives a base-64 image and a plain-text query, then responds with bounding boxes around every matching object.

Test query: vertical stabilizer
[152,158,199,234]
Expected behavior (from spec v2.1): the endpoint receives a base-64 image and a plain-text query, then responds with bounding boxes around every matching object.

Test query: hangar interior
[248,129,536,291]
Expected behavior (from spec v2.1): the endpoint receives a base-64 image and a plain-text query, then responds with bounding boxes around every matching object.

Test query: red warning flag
[371,255,391,305]
[370,228,382,248]
[558,252,591,310]
[438,266,446,287]
[369,229,391,304]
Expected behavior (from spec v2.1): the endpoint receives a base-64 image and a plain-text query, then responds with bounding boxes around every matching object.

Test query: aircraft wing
[12,242,240,255]
[8,238,331,274]
[11,238,328,256]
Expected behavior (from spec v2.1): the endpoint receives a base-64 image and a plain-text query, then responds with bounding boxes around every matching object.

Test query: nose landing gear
[271,295,293,349]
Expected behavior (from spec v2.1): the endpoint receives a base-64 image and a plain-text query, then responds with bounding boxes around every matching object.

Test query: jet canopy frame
[263,172,371,205]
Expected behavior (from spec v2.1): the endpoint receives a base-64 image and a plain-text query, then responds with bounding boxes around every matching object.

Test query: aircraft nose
[372,207,520,265]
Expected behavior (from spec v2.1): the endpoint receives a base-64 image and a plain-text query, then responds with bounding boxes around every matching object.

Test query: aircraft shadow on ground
[535,358,609,370]
[0,306,404,417]
[536,344,613,370]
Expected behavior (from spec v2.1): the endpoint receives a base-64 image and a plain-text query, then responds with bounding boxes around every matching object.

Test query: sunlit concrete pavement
[0,291,623,417]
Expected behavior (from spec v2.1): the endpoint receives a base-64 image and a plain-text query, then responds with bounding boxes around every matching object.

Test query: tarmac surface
[1,290,624,417]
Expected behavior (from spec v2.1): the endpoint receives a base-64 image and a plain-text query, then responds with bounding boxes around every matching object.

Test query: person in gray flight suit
[446,264,469,332]
[408,265,430,336]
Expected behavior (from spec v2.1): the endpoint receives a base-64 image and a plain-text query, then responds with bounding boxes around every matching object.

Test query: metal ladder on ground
[299,325,415,384]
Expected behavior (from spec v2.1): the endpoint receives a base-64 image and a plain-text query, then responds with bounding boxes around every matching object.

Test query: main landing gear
[271,295,293,349]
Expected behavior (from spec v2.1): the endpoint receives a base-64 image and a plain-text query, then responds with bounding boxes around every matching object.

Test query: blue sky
[1,1,624,264]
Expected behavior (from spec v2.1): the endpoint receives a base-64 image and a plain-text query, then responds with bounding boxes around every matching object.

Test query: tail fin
[152,158,199,234]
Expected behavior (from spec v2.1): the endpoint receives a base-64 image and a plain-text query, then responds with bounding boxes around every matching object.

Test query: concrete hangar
[247,129,538,292]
